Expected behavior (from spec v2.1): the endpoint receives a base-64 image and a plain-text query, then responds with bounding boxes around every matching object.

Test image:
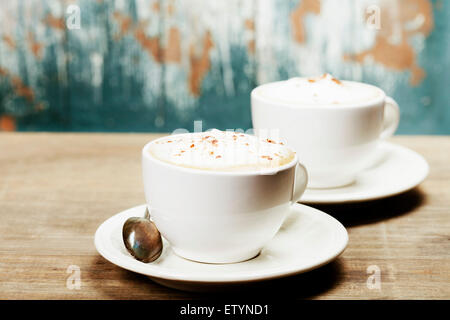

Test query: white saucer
[301,142,429,204]
[94,203,348,292]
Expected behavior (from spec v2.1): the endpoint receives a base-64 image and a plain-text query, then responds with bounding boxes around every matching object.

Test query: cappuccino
[149,129,295,172]
[251,74,400,188]
[254,73,383,106]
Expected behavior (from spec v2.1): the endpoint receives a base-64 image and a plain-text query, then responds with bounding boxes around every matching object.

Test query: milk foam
[149,130,295,171]
[256,74,382,105]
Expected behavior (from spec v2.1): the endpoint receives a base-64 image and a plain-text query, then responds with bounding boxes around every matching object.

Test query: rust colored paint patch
[113,11,160,61]
[113,12,133,40]
[399,0,434,36]
[244,19,255,31]
[113,12,181,64]
[346,0,433,86]
[346,37,425,85]
[0,67,8,76]
[290,0,321,43]
[189,32,214,96]
[11,76,35,102]
[0,67,44,112]
[112,10,211,95]
[248,39,255,54]
[152,2,160,12]
[27,32,43,59]
[245,19,255,55]
[163,27,181,63]
[2,35,16,49]
[44,13,65,30]
[34,103,45,111]
[0,115,16,132]
[167,3,175,16]
[134,22,162,62]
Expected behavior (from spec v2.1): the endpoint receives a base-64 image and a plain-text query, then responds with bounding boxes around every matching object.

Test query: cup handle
[291,162,308,204]
[380,96,400,139]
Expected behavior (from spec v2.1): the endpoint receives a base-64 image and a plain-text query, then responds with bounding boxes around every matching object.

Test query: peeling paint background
[0,0,448,133]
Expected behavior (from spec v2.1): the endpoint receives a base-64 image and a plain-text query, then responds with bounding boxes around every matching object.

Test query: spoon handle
[144,207,151,220]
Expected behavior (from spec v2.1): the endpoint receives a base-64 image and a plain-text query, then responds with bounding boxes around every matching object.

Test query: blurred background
[0,0,448,134]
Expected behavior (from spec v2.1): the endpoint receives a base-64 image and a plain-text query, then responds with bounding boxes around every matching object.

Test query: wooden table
[0,133,448,299]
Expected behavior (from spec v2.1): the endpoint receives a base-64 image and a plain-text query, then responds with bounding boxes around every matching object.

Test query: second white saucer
[301,142,429,204]
[95,203,348,292]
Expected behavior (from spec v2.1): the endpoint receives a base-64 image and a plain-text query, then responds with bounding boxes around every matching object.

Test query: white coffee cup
[142,134,308,264]
[251,78,400,188]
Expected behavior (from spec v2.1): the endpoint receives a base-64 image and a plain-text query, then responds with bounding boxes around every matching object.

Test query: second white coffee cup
[251,78,400,188]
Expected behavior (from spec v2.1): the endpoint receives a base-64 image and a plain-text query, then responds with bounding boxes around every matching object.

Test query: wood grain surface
[0,133,448,299]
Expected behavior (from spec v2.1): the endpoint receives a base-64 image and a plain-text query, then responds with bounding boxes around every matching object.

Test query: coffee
[251,74,400,188]
[149,129,295,172]
[254,73,383,106]
[142,130,307,263]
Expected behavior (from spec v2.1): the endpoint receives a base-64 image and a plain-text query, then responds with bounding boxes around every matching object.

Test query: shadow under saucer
[308,187,426,227]
[179,258,344,297]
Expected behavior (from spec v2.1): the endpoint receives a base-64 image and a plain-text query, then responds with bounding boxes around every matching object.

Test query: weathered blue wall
[0,0,448,134]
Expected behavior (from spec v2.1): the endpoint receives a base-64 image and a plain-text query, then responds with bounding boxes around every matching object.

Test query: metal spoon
[122,207,162,263]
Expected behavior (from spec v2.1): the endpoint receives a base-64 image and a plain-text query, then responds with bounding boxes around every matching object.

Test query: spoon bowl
[122,208,162,263]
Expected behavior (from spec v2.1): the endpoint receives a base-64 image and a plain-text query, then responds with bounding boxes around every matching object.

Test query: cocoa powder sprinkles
[262,74,381,105]
[331,77,342,84]
[149,129,295,171]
